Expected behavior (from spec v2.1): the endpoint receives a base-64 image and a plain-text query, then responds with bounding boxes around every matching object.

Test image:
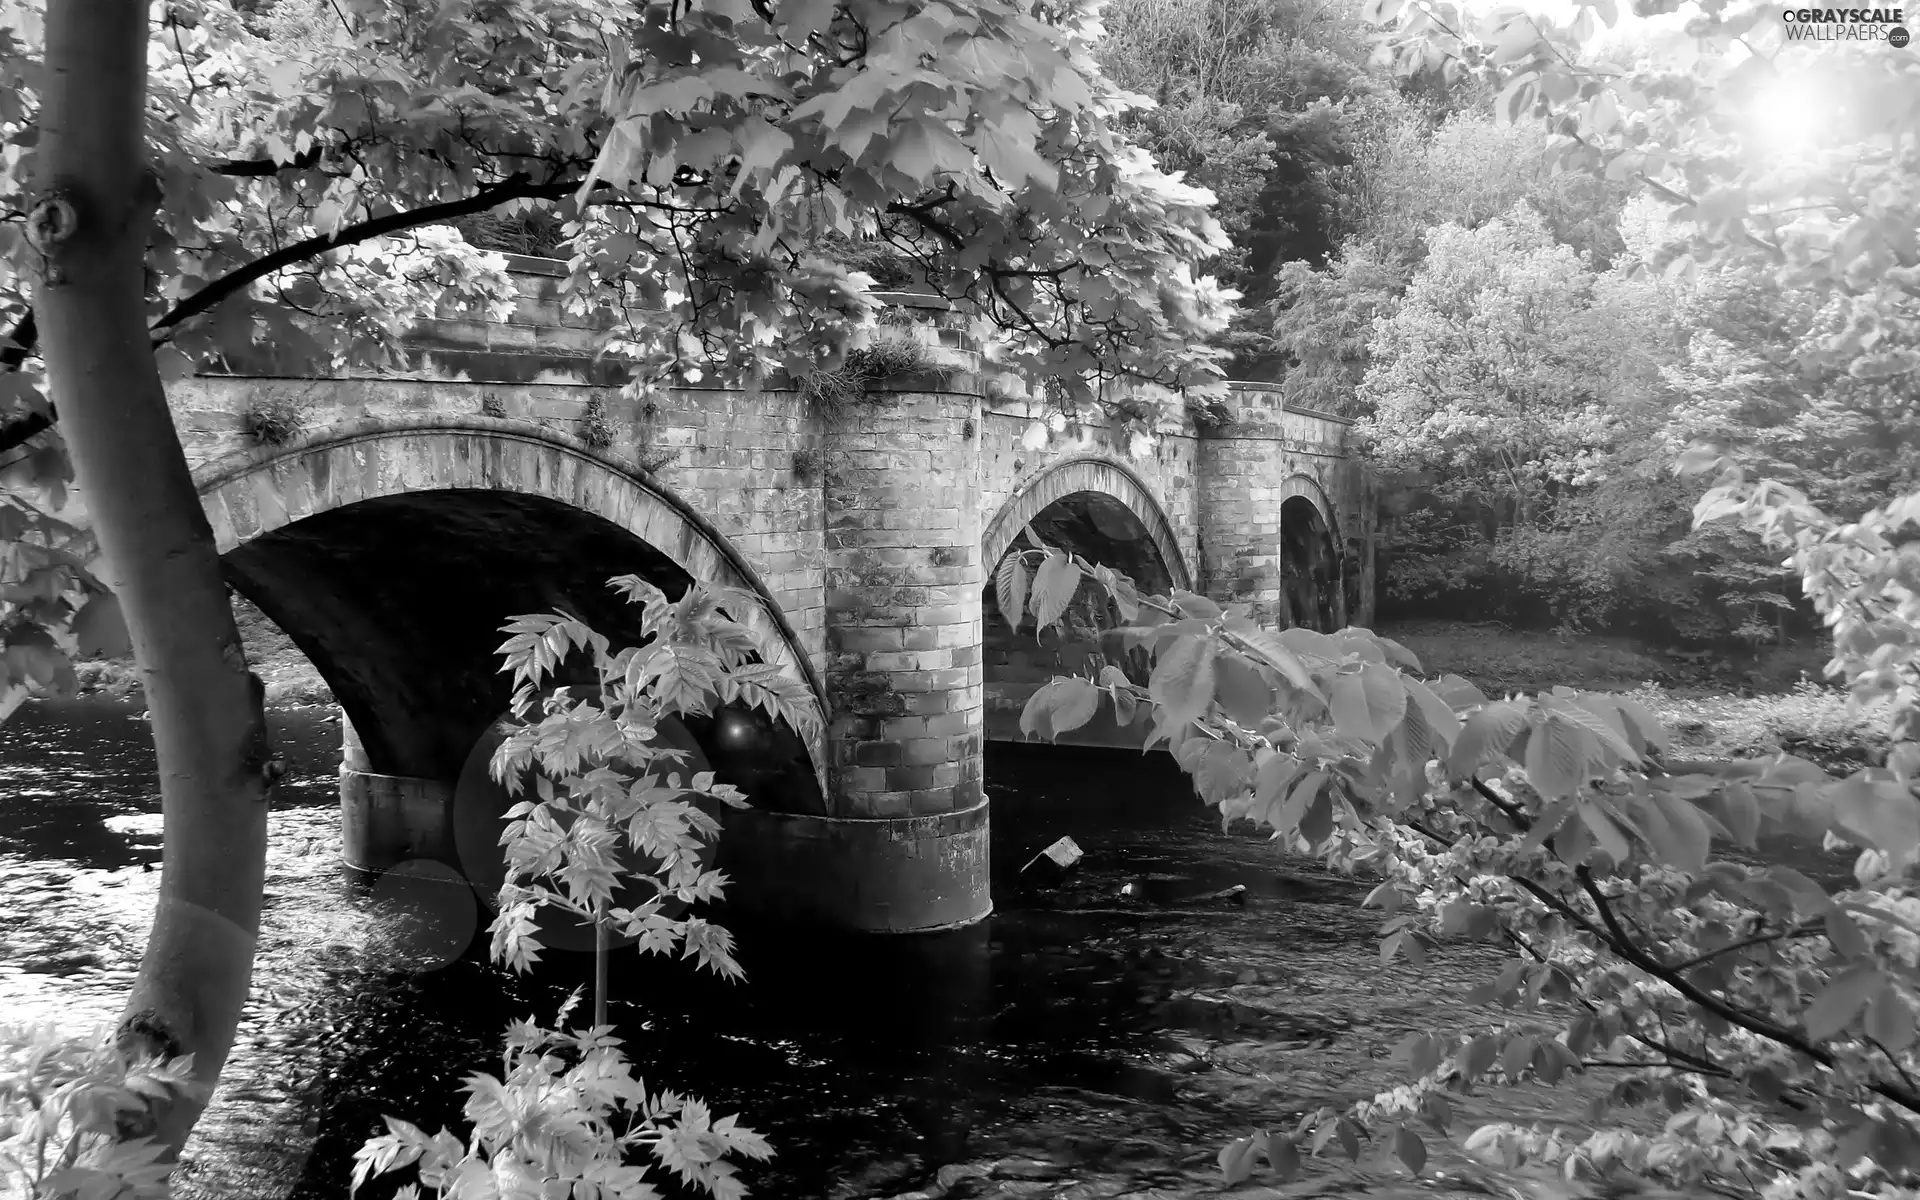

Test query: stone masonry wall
[119,257,1372,795]
[1196,382,1353,627]
[819,309,984,818]
[977,395,1201,586]
[159,259,830,682]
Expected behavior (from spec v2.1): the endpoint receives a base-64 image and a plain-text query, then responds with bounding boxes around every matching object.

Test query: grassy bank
[1384,619,1889,771]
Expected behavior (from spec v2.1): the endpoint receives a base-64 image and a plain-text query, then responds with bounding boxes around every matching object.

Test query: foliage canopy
[0,0,1241,712]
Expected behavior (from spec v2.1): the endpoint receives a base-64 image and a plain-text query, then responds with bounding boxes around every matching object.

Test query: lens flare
[1746,70,1830,150]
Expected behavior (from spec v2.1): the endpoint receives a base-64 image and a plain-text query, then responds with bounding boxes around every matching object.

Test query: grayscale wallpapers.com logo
[1781,6,1911,42]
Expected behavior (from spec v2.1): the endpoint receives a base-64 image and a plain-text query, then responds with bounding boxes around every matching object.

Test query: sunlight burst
[1746,70,1831,149]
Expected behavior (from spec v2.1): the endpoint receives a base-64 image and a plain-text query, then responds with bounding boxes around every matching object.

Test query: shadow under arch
[183,418,827,812]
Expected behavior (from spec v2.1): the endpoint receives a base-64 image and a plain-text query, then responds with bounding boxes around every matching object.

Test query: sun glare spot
[1746,71,1830,149]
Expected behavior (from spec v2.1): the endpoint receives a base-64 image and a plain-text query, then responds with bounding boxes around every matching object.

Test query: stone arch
[1278,473,1340,544]
[979,455,1190,750]
[189,417,826,795]
[1279,473,1343,633]
[982,455,1192,593]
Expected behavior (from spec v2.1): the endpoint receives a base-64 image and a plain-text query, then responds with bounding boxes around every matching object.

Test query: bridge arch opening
[1280,494,1340,633]
[981,459,1189,751]
[192,428,828,886]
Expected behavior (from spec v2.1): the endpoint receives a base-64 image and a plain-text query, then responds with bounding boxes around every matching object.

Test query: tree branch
[150,172,587,337]
[1580,1058,1731,1078]
[1521,870,1920,1118]
[1,175,595,453]
[1470,775,1531,830]
[209,145,325,176]
[1668,922,1824,973]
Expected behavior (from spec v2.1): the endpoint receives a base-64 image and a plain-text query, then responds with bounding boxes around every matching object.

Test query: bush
[1006,532,1920,1200]
[791,446,826,483]
[451,210,569,258]
[813,234,917,289]
[579,394,617,450]
[803,331,939,418]
[1631,680,1891,772]
[353,579,820,1200]
[633,444,678,475]
[242,395,311,446]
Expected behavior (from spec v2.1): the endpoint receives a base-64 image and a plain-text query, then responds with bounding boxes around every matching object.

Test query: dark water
[0,699,1401,1200]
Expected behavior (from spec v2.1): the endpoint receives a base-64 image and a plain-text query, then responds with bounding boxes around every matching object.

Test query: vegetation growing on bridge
[801,327,944,420]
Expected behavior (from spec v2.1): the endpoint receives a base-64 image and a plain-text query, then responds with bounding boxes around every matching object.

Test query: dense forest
[441,0,1907,652]
[1091,0,1916,653]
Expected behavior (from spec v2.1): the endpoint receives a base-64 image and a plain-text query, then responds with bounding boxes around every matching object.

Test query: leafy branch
[1002,538,1920,1194]
[352,576,816,1200]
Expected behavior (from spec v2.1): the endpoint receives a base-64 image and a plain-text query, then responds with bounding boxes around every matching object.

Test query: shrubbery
[352,578,816,1200]
[1004,515,1920,1199]
[4,580,816,1200]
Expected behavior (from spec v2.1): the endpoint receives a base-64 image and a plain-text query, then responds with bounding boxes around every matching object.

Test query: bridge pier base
[330,303,997,936]
[337,718,458,874]
[338,697,993,935]
[339,768,457,873]
[713,800,991,933]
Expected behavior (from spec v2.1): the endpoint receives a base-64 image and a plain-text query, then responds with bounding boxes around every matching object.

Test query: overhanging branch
[0,175,590,452]
[210,146,326,176]
[1515,869,1920,1117]
[152,173,587,336]
[0,173,592,454]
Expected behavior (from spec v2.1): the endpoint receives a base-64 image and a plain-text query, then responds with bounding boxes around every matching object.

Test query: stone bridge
[105,256,1372,935]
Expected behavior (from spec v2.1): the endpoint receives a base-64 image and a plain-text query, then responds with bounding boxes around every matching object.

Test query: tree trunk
[33,0,276,1158]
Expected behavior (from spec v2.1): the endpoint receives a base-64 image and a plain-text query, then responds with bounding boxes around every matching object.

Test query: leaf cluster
[0,1023,206,1200]
[1010,548,1920,1199]
[350,993,771,1200]
[354,577,822,1200]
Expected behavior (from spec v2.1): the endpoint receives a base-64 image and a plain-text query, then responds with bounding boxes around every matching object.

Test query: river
[0,696,1809,1200]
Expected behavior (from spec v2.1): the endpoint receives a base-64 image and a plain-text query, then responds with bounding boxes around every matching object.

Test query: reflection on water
[0,698,1389,1199]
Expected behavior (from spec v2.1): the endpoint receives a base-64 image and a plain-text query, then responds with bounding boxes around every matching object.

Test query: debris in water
[1019,835,1084,884]
[1186,884,1248,906]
